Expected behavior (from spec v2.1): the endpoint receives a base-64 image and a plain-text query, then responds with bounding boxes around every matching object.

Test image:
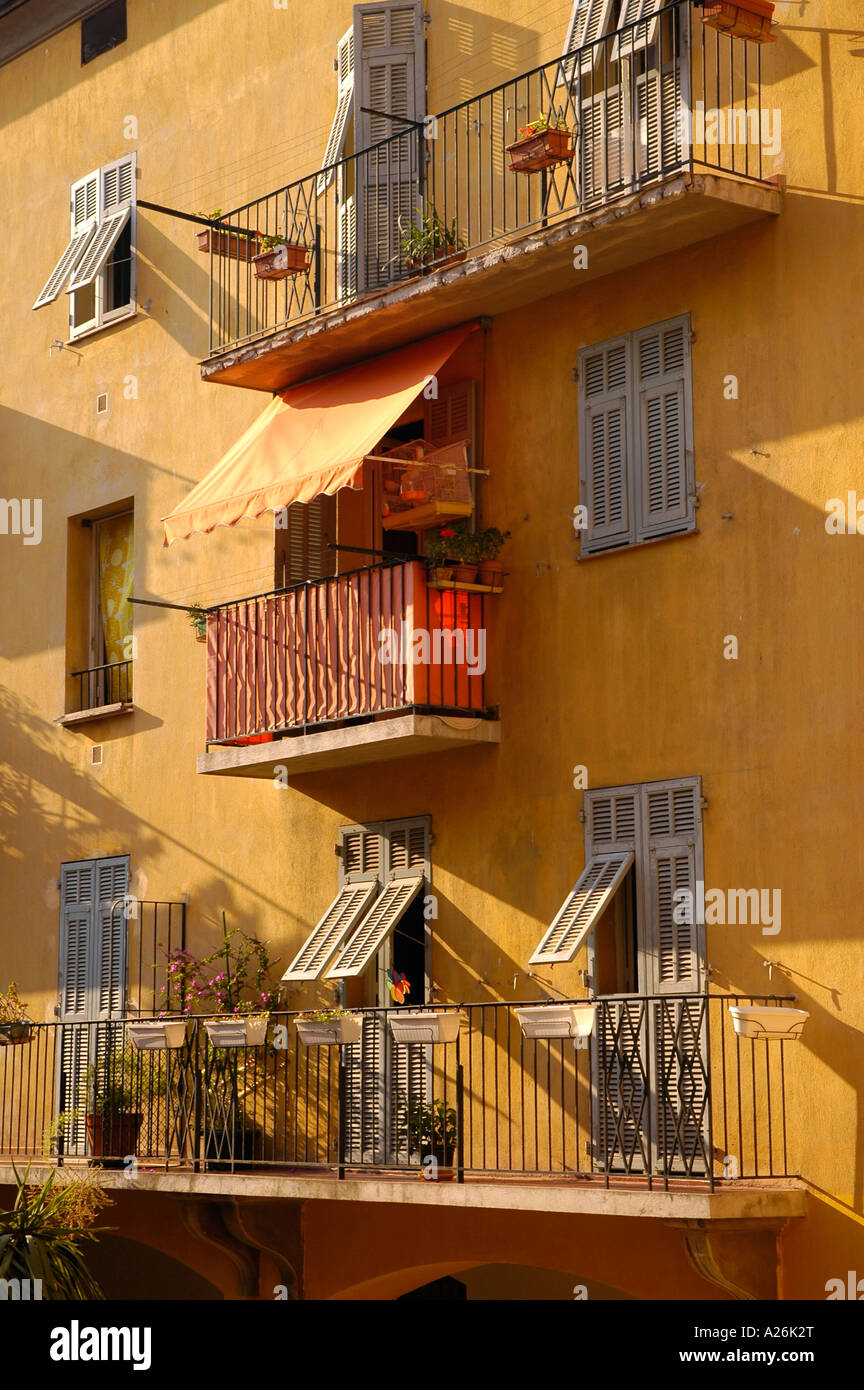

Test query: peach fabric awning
[162,323,477,544]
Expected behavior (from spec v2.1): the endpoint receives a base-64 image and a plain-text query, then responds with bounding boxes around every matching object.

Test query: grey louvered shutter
[282,883,379,982]
[560,0,616,85]
[33,170,100,309]
[354,2,424,289]
[634,316,693,540]
[587,785,639,849]
[613,0,662,58]
[643,779,703,994]
[94,857,129,1018]
[318,28,355,194]
[578,335,633,553]
[530,853,633,965]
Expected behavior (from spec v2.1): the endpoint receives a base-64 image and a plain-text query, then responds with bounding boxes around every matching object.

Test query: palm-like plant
[0,1164,110,1300]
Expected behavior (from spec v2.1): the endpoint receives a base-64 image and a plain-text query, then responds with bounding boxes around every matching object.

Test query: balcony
[0,995,803,1226]
[197,558,500,779]
[55,659,134,727]
[200,3,780,391]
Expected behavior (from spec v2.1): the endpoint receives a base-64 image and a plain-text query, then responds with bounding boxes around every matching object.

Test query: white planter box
[729,1005,809,1041]
[295,1015,363,1046]
[388,1011,462,1045]
[514,1003,597,1040]
[127,1020,188,1051]
[204,1016,269,1048]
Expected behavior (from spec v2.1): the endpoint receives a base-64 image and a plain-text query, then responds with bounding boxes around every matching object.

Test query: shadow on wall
[398,1263,635,1301]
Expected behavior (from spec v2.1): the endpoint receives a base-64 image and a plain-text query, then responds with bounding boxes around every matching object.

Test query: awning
[162,322,477,544]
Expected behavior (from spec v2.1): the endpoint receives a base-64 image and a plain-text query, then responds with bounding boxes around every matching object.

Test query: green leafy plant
[469,526,511,564]
[198,208,258,241]
[299,1008,356,1022]
[423,527,458,565]
[402,1098,458,1164]
[259,233,287,252]
[517,109,569,138]
[397,205,464,264]
[187,604,207,638]
[0,982,29,1024]
[0,1164,111,1300]
[160,913,280,1017]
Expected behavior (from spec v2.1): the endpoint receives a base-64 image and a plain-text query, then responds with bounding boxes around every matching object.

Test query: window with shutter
[560,0,617,86]
[530,852,634,965]
[281,882,379,982]
[318,28,355,195]
[354,2,425,290]
[424,380,474,448]
[612,0,663,60]
[275,495,336,587]
[577,315,694,554]
[326,876,424,978]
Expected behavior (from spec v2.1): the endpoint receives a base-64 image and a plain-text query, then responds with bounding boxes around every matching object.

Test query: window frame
[68,154,137,340]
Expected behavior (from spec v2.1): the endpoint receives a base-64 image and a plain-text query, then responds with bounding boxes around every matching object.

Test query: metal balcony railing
[204,559,492,745]
[69,659,133,711]
[205,3,768,355]
[0,995,794,1187]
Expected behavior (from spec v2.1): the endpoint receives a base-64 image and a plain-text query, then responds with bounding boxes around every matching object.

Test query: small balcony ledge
[56,701,134,727]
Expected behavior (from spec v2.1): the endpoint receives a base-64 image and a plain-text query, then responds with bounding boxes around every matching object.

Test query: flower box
[295,1015,363,1046]
[127,1020,188,1051]
[252,242,311,280]
[514,1003,597,1040]
[506,126,574,174]
[388,1010,463,1045]
[0,1020,34,1044]
[702,0,776,42]
[728,1005,809,1040]
[204,1015,269,1048]
[197,227,260,262]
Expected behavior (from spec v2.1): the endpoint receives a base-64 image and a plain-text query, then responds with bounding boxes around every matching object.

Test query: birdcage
[377,438,474,531]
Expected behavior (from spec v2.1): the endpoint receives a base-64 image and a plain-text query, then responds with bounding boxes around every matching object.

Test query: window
[530,777,705,996]
[33,154,136,338]
[274,496,337,588]
[82,0,126,65]
[577,314,695,555]
[64,506,134,714]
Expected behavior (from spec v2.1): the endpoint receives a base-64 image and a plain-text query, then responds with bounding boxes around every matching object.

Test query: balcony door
[585,781,710,1177]
[57,856,129,1156]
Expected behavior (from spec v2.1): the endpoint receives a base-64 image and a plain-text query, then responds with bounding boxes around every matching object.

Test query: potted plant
[514,1001,597,1040]
[396,207,465,272]
[187,604,207,642]
[295,1009,362,1046]
[252,233,311,280]
[506,110,574,173]
[728,1004,809,1040]
[0,1163,111,1299]
[403,1098,458,1179]
[0,981,34,1044]
[161,915,279,1048]
[388,1009,463,1044]
[196,209,261,262]
[422,529,455,584]
[84,1049,145,1166]
[702,0,776,42]
[443,521,478,584]
[473,527,510,587]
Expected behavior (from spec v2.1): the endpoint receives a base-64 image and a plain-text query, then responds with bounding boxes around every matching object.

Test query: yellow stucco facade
[1,0,863,1301]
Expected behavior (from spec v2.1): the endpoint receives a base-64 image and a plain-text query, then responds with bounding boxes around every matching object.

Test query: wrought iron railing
[69,659,133,711]
[205,558,492,744]
[205,3,767,354]
[0,995,794,1187]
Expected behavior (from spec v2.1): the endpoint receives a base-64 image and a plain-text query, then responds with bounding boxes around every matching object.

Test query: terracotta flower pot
[506,126,574,174]
[429,565,454,584]
[197,227,260,262]
[450,563,478,584]
[702,0,776,42]
[85,1112,143,1161]
[406,245,466,272]
[476,559,506,587]
[252,242,311,280]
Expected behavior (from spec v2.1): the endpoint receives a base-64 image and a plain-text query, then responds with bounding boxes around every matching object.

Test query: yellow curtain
[98,514,134,668]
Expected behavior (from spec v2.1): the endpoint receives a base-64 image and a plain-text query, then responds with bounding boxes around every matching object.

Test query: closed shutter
[326,876,424,979]
[530,852,634,965]
[337,191,357,301]
[317,28,355,194]
[385,818,429,878]
[634,316,693,540]
[68,155,135,294]
[612,0,662,59]
[354,2,424,289]
[587,785,639,849]
[276,496,337,585]
[636,64,682,181]
[581,85,631,206]
[425,381,473,447]
[281,883,379,982]
[578,336,632,551]
[340,824,383,882]
[560,0,616,84]
[32,170,100,309]
[644,779,702,993]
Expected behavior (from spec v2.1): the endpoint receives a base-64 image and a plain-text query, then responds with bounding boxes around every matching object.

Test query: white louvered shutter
[282,883,379,981]
[354,2,425,289]
[613,0,663,59]
[634,316,693,540]
[326,876,424,979]
[530,853,634,965]
[337,191,357,301]
[559,0,616,85]
[578,336,633,552]
[32,170,100,309]
[636,63,683,181]
[318,29,355,195]
[68,156,134,294]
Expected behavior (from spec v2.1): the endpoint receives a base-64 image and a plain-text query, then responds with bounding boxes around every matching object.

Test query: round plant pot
[450,564,478,584]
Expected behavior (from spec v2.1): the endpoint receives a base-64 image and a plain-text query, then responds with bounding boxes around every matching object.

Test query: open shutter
[612,0,662,59]
[337,191,357,301]
[32,170,100,309]
[560,0,616,84]
[318,28,355,195]
[281,882,379,982]
[425,381,473,447]
[530,852,634,965]
[326,876,424,979]
[634,316,693,540]
[68,156,135,294]
[578,336,633,552]
[354,2,424,289]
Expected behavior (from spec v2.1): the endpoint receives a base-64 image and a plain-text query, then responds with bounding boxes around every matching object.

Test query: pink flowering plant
[159,915,279,1018]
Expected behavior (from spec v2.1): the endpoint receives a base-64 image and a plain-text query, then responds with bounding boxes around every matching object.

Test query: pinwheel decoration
[386,969,411,1004]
